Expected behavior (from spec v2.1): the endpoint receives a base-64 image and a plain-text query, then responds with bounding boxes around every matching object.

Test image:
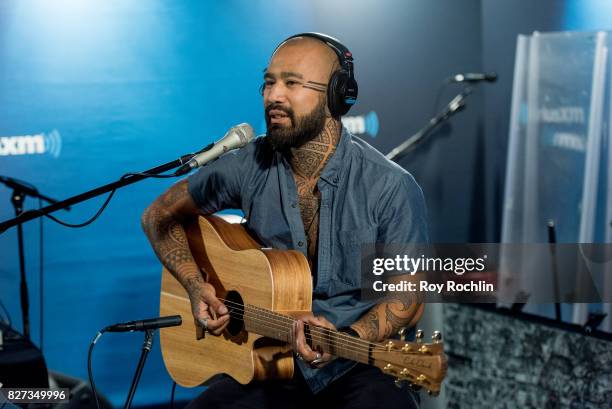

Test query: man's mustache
[265,104,294,118]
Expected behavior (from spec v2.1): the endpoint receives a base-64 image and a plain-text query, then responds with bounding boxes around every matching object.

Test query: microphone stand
[386,87,473,161]
[0,150,205,234]
[547,221,562,322]
[124,329,155,409]
[0,176,65,340]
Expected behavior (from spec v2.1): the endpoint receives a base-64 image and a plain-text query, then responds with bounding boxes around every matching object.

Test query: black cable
[41,188,117,228]
[0,299,11,326]
[40,171,179,229]
[38,197,44,352]
[170,381,177,409]
[88,330,105,409]
[122,172,179,179]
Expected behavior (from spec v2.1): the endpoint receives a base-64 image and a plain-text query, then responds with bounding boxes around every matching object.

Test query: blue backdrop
[0,0,315,405]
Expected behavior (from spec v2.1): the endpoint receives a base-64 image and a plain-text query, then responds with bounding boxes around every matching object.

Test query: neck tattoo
[290,119,341,181]
[290,119,342,268]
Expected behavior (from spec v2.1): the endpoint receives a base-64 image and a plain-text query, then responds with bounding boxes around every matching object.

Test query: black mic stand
[386,87,473,161]
[124,329,155,409]
[1,176,66,340]
[0,149,208,234]
[547,220,562,322]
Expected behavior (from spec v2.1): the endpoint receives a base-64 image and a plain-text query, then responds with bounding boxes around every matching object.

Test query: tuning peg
[386,340,394,351]
[432,331,442,343]
[398,327,407,341]
[415,329,424,343]
[394,379,403,388]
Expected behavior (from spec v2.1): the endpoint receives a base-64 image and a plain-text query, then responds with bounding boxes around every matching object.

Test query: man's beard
[265,98,327,152]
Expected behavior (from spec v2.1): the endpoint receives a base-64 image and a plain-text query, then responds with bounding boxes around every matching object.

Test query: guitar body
[159,215,313,387]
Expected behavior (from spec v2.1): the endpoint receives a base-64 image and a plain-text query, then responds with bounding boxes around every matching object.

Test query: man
[142,33,428,409]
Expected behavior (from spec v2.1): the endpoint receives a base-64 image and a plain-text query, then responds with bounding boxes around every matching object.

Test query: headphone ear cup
[327,71,350,118]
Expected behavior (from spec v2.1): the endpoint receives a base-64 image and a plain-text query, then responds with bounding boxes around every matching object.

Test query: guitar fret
[243,307,370,363]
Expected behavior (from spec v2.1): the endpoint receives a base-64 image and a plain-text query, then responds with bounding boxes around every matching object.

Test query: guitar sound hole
[225,290,244,336]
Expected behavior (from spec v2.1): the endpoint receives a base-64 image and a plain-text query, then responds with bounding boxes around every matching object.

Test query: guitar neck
[240,304,373,365]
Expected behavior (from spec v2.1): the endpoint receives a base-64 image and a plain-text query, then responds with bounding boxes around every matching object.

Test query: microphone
[104,315,182,332]
[449,72,497,83]
[175,123,255,176]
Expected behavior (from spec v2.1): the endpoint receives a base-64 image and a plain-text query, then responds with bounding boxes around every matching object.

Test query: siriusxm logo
[0,130,62,158]
[341,111,379,138]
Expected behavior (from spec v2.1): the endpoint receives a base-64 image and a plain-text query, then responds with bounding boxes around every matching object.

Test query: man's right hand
[188,281,230,335]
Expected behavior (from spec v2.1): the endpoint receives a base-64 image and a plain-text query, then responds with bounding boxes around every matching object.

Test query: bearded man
[142,33,428,409]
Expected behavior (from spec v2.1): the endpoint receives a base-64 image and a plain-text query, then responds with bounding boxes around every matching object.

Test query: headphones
[261,32,358,117]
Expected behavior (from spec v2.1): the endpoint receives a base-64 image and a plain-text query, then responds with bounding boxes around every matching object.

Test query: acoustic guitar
[159,215,447,394]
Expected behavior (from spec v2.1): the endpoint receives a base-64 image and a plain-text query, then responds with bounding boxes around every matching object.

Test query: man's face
[262,39,336,151]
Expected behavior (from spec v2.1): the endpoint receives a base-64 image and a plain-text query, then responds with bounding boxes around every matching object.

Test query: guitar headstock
[371,329,448,395]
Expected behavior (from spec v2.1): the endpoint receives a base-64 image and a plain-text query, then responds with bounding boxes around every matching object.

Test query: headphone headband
[266,32,358,117]
[278,32,354,76]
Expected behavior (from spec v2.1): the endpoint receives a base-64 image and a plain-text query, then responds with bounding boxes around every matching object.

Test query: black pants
[184,364,420,409]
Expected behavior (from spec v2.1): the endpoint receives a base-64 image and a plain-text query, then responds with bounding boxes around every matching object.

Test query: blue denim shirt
[188,127,429,393]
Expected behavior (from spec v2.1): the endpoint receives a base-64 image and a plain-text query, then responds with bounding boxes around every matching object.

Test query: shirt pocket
[332,226,378,292]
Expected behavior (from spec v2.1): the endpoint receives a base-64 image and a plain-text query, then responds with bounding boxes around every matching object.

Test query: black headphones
[262,32,358,118]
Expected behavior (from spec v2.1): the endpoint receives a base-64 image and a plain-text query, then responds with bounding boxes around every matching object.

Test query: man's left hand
[292,315,336,368]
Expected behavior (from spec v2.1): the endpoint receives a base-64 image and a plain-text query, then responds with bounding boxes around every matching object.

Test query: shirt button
[333,177,339,183]
[298,241,304,247]
[291,202,297,208]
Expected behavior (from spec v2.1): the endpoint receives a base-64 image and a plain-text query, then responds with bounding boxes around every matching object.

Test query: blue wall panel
[0,0,311,405]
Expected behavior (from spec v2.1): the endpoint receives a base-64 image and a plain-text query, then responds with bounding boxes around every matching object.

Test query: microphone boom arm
[0,152,197,233]
[386,87,473,161]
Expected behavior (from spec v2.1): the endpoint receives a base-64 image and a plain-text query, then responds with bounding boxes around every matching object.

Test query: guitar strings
[219,297,393,352]
[225,298,420,350]
[194,303,434,377]
[212,307,371,360]
[215,297,396,353]
[217,301,377,354]
[218,297,383,351]
[199,307,431,377]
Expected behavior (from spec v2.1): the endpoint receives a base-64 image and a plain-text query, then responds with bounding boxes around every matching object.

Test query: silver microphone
[176,123,255,176]
[449,72,497,83]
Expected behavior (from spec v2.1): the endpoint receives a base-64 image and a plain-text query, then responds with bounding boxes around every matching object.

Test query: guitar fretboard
[228,302,374,364]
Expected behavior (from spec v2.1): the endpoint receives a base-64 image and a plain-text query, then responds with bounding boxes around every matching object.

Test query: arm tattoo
[352,297,422,342]
[142,180,202,290]
[352,310,380,341]
[384,303,409,336]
